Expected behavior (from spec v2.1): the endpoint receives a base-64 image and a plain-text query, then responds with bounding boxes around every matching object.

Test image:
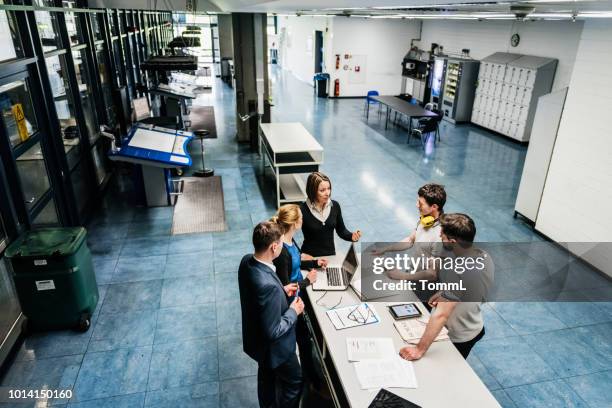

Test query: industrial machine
[400,47,433,103]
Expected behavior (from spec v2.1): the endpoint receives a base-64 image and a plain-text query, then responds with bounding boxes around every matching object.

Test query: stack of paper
[346,337,396,362]
[393,317,449,344]
[354,357,418,389]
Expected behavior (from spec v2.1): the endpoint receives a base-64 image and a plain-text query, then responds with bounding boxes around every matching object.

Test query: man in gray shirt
[399,213,493,360]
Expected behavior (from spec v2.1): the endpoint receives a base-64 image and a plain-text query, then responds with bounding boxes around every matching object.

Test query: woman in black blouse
[300,172,361,257]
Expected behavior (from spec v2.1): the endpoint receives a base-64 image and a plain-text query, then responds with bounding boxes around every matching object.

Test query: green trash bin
[5,227,99,332]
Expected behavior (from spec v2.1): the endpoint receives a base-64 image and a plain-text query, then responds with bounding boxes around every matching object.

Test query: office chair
[409,117,439,149]
[364,90,381,118]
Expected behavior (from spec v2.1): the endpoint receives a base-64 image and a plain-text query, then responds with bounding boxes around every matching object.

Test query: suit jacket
[238,254,298,369]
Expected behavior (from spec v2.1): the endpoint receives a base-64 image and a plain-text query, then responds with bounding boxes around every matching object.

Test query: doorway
[314,30,323,74]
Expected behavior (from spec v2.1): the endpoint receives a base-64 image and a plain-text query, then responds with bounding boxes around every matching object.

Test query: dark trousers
[453,327,485,359]
[257,353,302,408]
[296,314,321,388]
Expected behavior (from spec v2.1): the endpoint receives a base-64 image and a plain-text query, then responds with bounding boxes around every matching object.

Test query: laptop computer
[312,244,359,291]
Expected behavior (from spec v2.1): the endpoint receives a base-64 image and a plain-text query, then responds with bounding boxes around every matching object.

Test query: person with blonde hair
[271,204,327,390]
[300,172,361,257]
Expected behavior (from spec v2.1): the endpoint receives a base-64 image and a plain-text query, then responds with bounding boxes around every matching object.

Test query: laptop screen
[342,244,358,281]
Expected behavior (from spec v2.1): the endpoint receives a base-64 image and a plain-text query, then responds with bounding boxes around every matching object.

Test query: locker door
[504,66,513,83]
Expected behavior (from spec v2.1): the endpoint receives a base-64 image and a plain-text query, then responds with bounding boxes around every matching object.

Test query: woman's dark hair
[306,172,332,202]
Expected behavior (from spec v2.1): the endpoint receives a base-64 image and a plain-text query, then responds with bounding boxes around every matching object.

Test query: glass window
[46,54,81,169]
[109,12,118,37]
[91,14,103,41]
[70,162,90,216]
[72,49,98,143]
[65,12,81,46]
[0,258,21,345]
[0,213,6,252]
[15,142,51,212]
[0,80,38,148]
[0,10,23,62]
[112,40,123,86]
[91,141,108,185]
[31,197,59,227]
[34,10,61,52]
[96,47,115,127]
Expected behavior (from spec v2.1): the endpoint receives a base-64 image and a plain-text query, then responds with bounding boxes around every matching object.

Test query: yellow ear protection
[420,215,437,228]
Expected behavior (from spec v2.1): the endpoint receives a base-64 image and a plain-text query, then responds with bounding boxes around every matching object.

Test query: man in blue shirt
[239,221,305,407]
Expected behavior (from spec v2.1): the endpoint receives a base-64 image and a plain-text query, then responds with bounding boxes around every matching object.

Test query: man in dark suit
[239,221,304,408]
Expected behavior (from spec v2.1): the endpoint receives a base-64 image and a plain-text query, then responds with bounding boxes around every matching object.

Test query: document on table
[354,357,418,389]
[393,316,449,344]
[326,303,380,330]
[346,337,396,362]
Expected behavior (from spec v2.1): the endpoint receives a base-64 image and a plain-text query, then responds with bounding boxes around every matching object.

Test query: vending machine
[430,57,446,108]
[439,57,480,123]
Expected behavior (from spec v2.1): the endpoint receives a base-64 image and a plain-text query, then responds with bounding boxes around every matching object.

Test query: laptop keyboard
[327,267,343,287]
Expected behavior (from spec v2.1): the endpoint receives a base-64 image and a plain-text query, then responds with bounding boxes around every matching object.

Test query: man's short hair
[418,183,446,210]
[440,213,476,247]
[252,221,283,252]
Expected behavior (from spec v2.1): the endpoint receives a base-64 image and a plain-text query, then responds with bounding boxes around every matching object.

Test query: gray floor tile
[72,347,151,402]
[154,304,217,344]
[218,334,257,380]
[147,338,218,391]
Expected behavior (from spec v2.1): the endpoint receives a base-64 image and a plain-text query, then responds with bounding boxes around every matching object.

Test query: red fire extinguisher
[334,79,340,97]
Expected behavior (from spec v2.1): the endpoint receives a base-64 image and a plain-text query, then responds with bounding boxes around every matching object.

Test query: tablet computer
[388,303,422,320]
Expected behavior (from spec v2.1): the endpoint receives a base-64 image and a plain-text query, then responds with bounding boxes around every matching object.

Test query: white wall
[535,20,612,277]
[329,18,421,97]
[277,18,583,96]
[277,16,331,85]
[417,20,584,90]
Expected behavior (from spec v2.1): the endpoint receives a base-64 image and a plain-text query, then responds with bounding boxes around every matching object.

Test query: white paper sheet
[353,357,418,390]
[346,337,396,362]
[326,303,379,330]
[393,316,449,344]
[129,128,175,153]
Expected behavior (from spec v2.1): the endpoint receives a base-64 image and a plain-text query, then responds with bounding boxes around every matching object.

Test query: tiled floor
[1,66,611,408]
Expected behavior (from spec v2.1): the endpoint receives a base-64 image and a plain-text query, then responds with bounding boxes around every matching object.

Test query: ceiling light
[529,13,573,18]
[577,11,612,18]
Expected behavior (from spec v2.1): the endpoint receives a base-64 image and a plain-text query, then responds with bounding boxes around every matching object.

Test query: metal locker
[496,65,505,81]
[472,109,480,124]
[501,83,509,100]
[504,67,513,83]
[492,98,500,113]
[508,85,517,101]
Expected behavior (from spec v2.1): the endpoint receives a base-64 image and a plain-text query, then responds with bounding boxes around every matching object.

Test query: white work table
[303,249,501,408]
[259,123,324,208]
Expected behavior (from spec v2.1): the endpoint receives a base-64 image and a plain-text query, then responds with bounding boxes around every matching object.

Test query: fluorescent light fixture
[529,13,573,18]
[371,13,514,19]
[321,7,368,11]
[524,0,581,2]
[577,11,612,18]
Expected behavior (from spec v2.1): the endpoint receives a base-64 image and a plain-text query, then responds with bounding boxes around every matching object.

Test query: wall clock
[511,33,520,47]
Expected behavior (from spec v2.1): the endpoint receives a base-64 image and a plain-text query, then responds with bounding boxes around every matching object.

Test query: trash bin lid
[5,227,87,258]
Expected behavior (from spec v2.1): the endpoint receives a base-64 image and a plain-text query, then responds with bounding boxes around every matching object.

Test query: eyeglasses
[347,304,374,324]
